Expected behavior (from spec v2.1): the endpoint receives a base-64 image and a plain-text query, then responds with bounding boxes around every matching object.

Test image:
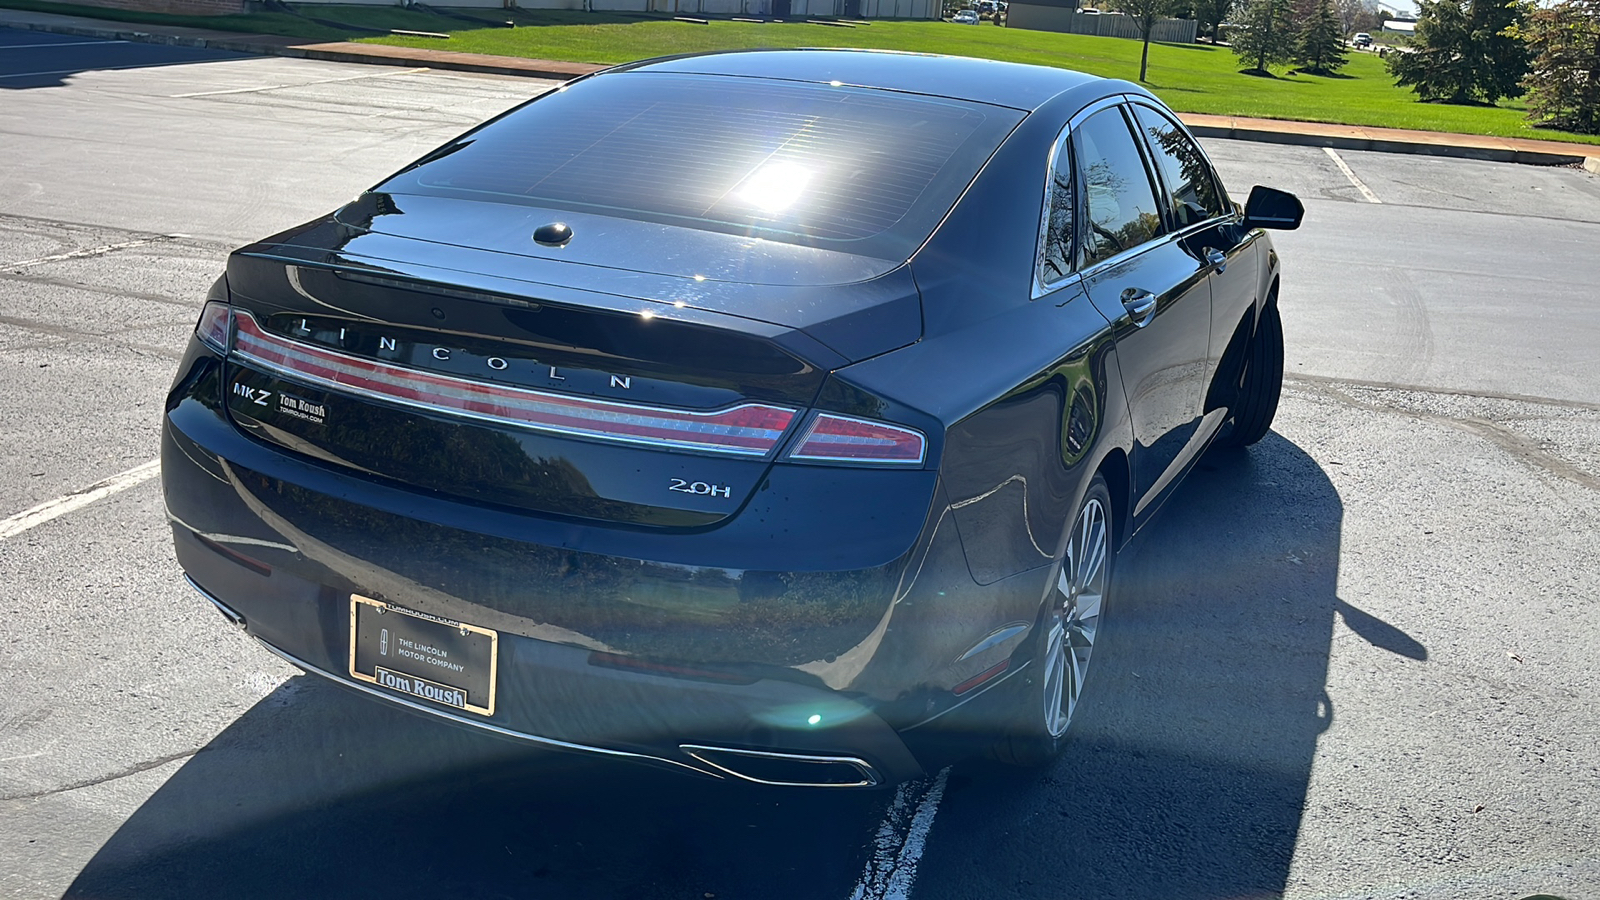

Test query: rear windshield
[378,72,1023,261]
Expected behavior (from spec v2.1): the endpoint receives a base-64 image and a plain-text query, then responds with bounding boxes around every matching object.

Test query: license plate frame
[348,595,498,717]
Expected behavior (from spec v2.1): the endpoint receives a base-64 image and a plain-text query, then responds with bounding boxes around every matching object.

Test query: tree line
[1382,0,1599,134]
[1112,0,1361,80]
[1111,0,1600,134]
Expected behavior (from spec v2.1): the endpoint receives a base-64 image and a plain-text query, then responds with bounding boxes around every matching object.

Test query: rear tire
[1215,297,1283,449]
[992,474,1113,767]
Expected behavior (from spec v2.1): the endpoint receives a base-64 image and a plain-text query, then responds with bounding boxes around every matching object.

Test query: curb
[1182,122,1595,167]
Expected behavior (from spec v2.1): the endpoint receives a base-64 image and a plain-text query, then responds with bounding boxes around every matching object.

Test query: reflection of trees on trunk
[246,390,713,526]
[248,475,896,666]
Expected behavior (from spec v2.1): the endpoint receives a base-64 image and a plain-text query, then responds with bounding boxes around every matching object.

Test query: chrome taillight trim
[228,310,797,457]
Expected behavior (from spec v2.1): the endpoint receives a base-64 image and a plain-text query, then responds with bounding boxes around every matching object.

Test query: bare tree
[1335,0,1381,34]
[1113,0,1188,81]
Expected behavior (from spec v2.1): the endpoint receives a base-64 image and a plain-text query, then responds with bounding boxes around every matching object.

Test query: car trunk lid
[216,228,922,528]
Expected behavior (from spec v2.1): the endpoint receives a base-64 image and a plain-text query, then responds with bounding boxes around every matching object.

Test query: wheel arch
[1095,447,1131,551]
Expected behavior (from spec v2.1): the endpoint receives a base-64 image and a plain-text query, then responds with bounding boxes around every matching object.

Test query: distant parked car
[1352,32,1372,47]
[953,9,980,23]
[1078,6,1101,12]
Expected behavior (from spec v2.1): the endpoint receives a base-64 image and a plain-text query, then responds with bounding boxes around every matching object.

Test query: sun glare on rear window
[379,73,1022,259]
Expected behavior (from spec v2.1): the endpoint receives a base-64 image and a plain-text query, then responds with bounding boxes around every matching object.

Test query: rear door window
[1072,106,1166,267]
[379,73,1024,263]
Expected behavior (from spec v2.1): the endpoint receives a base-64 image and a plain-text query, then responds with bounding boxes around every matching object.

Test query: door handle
[1120,288,1158,327]
[1205,248,1227,273]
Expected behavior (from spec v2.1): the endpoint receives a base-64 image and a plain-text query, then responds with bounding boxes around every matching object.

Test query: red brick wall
[59,0,246,15]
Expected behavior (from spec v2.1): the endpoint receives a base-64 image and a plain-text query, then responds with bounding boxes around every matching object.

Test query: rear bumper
[162,351,946,785]
[178,544,924,787]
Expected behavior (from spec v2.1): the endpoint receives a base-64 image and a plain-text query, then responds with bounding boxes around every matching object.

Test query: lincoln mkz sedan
[163,49,1303,788]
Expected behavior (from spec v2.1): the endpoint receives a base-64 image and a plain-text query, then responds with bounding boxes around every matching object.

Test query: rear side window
[1072,106,1165,268]
[1130,104,1226,229]
[380,73,1023,262]
[1037,137,1076,289]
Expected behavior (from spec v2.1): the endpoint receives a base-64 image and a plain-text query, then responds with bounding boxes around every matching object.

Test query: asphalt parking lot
[2,29,1599,900]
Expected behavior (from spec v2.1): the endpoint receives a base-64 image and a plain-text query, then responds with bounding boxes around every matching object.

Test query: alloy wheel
[1041,496,1107,738]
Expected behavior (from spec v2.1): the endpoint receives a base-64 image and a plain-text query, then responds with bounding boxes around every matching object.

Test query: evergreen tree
[1516,0,1600,133]
[1388,0,1531,103]
[1298,0,1351,72]
[1232,0,1299,73]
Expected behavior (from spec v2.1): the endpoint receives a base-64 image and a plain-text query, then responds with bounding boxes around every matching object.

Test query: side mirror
[1241,185,1304,230]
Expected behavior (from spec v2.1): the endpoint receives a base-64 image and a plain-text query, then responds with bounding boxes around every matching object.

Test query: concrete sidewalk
[4,5,1598,170]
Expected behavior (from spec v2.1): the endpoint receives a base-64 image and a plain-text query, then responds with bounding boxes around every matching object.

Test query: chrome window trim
[1037,97,1195,298]
[1032,95,1128,301]
[1073,228,1171,281]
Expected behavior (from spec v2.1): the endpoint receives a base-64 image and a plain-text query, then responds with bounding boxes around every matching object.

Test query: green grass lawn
[361,15,1598,144]
[6,0,1597,145]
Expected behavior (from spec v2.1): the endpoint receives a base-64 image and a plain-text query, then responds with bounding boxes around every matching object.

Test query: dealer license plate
[348,595,498,716]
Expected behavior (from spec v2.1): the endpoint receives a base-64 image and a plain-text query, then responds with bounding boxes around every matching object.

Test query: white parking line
[1324,147,1383,203]
[850,767,950,900]
[171,67,431,98]
[3,236,178,270]
[0,460,161,541]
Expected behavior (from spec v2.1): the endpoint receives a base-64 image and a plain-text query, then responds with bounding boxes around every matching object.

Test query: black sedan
[162,49,1302,788]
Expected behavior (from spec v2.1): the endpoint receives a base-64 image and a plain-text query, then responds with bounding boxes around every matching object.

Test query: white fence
[1007,4,1198,42]
[292,0,939,15]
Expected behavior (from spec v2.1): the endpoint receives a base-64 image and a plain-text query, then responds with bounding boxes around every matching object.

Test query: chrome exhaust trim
[680,744,882,788]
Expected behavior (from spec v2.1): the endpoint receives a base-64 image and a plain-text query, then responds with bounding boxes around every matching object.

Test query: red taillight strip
[230,311,796,456]
[789,412,927,465]
[196,301,230,353]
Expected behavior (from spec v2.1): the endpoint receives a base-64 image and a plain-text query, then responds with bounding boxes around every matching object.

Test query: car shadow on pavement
[911,431,1385,900]
[62,671,888,900]
[0,29,249,91]
[63,431,1415,900]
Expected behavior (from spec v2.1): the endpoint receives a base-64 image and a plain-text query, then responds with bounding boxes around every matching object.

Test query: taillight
[229,310,797,457]
[195,301,230,353]
[787,412,926,466]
